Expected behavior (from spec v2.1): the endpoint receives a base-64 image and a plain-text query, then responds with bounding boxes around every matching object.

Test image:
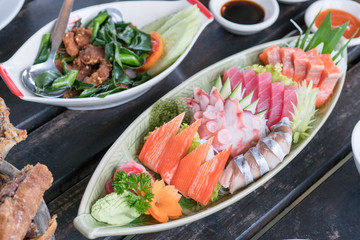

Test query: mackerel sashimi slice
[255,72,272,116]
[187,145,232,205]
[281,85,297,121]
[138,112,185,172]
[267,82,285,128]
[158,119,202,184]
[171,138,214,197]
[279,47,294,78]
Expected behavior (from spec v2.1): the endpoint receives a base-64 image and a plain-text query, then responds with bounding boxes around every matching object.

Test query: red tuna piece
[255,72,272,116]
[222,66,243,91]
[305,49,324,86]
[267,82,285,128]
[242,69,257,99]
[240,68,255,93]
[281,85,298,121]
[292,48,309,83]
[279,47,295,78]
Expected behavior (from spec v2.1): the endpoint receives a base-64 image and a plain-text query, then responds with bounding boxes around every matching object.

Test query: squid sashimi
[219,117,292,193]
[139,112,185,172]
[279,47,294,78]
[267,82,284,128]
[315,54,341,108]
[305,49,324,86]
[171,138,213,197]
[158,119,201,184]
[281,85,297,121]
[188,145,232,205]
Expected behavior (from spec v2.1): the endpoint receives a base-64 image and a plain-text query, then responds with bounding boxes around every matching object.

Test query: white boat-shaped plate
[74,36,347,238]
[0,0,213,110]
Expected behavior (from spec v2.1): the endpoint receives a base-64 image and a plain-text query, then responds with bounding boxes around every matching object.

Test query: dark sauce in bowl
[221,0,265,25]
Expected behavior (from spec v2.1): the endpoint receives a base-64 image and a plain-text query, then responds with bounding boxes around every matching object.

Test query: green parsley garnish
[112,170,154,214]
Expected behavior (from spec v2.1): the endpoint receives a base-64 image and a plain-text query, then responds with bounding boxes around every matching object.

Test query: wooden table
[1,0,360,239]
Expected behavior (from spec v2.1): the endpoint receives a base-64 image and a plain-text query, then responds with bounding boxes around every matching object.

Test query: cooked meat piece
[62,32,79,57]
[61,88,82,98]
[0,98,27,161]
[67,58,93,81]
[116,83,130,88]
[75,27,93,48]
[25,222,39,239]
[55,59,63,73]
[0,163,53,240]
[28,215,57,240]
[79,44,105,65]
[0,173,9,186]
[83,59,112,86]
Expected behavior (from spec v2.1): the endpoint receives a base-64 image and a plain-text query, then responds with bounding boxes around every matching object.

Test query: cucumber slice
[229,82,243,101]
[255,108,268,118]
[244,98,259,114]
[239,90,254,109]
[213,75,223,90]
[220,77,232,99]
[147,9,202,76]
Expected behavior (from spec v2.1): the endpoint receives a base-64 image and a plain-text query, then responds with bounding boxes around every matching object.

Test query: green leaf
[34,70,61,88]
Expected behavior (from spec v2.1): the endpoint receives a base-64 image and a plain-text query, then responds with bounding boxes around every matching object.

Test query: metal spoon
[22,0,74,98]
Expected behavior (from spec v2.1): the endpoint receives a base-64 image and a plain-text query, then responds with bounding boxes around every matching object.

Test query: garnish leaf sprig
[112,170,154,214]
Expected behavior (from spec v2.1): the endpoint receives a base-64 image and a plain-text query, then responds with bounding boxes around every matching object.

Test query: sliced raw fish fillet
[209,87,224,106]
[279,47,295,78]
[255,72,272,115]
[171,138,213,197]
[267,82,284,128]
[259,46,281,66]
[187,146,231,205]
[281,85,297,121]
[138,112,185,172]
[158,119,201,184]
[269,132,291,155]
[222,67,243,91]
[316,54,341,108]
[241,68,256,93]
[257,140,281,169]
[222,66,239,83]
[292,48,309,83]
[305,49,324,86]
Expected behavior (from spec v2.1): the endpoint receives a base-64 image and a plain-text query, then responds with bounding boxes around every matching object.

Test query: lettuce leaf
[246,63,295,86]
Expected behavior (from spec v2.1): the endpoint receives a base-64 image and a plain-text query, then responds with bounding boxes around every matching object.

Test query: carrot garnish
[146,180,182,223]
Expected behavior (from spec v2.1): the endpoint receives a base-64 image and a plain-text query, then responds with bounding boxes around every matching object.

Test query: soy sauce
[221,0,265,25]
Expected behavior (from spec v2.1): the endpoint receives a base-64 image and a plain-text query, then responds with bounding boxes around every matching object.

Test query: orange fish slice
[171,137,214,197]
[158,119,202,184]
[139,112,185,172]
[187,145,232,206]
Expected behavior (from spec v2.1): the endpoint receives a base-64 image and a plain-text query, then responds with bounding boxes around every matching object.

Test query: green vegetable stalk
[51,70,78,90]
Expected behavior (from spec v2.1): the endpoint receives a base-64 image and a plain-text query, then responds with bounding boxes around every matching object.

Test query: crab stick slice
[292,48,309,83]
[171,137,214,197]
[188,145,232,205]
[158,119,202,184]
[138,112,185,172]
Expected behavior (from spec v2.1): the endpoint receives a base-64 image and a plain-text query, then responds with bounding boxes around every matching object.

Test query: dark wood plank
[261,158,360,239]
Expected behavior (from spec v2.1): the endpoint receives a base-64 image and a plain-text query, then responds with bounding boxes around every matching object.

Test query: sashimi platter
[74,9,351,238]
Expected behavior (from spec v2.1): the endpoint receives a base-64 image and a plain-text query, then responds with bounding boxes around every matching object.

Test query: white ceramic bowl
[0,0,213,110]
[209,0,279,35]
[278,0,309,4]
[351,120,360,174]
[305,0,360,47]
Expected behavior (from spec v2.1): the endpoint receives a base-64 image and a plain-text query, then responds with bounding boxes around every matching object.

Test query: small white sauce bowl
[352,120,360,175]
[209,0,279,35]
[305,0,360,47]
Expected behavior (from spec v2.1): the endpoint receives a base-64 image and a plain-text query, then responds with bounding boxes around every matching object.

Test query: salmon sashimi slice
[267,82,285,128]
[255,72,272,116]
[279,47,295,78]
[241,68,255,94]
[187,145,232,205]
[316,54,341,108]
[158,119,202,184]
[292,48,309,83]
[281,85,297,121]
[305,49,324,86]
[138,112,185,172]
[259,46,281,66]
[171,138,214,197]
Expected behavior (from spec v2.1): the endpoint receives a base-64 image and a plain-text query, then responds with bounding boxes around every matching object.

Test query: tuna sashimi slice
[267,82,285,128]
[241,68,256,93]
[158,119,202,184]
[222,66,243,91]
[305,49,324,86]
[281,85,297,121]
[279,47,295,78]
[242,69,258,99]
[187,146,232,205]
[255,72,272,116]
[259,46,281,66]
[139,112,185,172]
[316,54,341,108]
[171,138,213,197]
[292,48,309,83]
